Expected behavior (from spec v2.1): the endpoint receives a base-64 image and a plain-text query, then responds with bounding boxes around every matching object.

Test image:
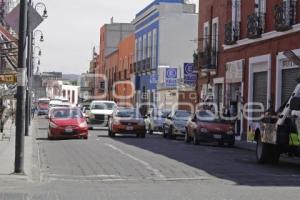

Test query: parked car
[88,101,117,129]
[108,107,146,138]
[48,107,88,140]
[145,109,171,134]
[185,110,235,146]
[163,110,192,139]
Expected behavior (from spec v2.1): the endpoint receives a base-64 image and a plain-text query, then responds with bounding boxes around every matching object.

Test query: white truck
[87,100,117,129]
[255,83,300,164]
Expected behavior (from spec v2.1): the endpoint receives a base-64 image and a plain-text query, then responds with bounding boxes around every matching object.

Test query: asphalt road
[1,117,300,200]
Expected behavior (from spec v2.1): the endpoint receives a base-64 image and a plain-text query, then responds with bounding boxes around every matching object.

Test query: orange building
[116,34,135,106]
[105,34,135,106]
[94,22,134,98]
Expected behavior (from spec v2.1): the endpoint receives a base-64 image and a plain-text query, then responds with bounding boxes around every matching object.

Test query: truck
[255,83,300,164]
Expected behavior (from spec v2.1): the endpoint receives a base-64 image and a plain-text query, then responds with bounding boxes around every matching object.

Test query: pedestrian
[31,106,36,119]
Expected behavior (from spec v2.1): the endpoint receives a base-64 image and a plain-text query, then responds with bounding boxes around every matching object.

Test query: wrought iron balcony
[225,21,241,45]
[199,47,218,72]
[247,12,266,39]
[275,0,297,32]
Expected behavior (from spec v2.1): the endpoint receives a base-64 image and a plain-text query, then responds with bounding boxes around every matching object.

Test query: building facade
[132,0,198,110]
[115,34,135,106]
[197,0,300,140]
[95,22,134,98]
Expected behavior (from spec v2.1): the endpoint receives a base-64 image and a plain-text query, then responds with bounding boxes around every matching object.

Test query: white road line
[104,143,165,179]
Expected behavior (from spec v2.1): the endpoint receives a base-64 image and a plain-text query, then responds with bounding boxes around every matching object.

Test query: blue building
[132,0,198,108]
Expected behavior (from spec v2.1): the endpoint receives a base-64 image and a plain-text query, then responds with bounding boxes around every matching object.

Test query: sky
[37,0,199,74]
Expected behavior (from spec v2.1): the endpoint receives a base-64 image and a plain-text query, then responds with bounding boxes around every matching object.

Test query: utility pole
[15,0,28,174]
[25,0,32,136]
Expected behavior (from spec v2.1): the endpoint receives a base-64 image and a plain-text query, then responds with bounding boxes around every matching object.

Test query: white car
[88,101,117,129]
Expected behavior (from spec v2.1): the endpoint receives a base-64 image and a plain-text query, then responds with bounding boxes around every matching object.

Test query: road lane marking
[104,143,166,179]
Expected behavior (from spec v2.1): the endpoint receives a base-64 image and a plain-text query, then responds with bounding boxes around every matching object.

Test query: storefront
[225,59,244,140]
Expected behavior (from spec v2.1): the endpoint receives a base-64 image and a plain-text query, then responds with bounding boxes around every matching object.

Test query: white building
[45,80,80,105]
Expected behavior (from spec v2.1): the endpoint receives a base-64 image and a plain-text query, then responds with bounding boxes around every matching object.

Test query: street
[0,117,300,200]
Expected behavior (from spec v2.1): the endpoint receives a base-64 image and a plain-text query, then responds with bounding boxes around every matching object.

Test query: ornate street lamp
[35,2,48,19]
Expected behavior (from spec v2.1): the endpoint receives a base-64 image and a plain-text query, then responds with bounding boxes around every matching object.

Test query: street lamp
[33,46,42,56]
[35,2,48,19]
[33,30,44,43]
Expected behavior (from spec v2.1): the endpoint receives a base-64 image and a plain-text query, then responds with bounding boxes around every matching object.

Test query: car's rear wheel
[168,126,175,139]
[140,132,146,138]
[256,136,280,164]
[228,140,235,147]
[218,141,224,147]
[163,126,168,138]
[148,125,153,135]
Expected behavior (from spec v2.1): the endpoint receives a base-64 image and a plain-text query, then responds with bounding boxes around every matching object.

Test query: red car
[185,110,235,146]
[48,108,88,140]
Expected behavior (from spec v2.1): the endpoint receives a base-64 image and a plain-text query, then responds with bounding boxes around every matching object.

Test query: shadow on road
[113,134,300,187]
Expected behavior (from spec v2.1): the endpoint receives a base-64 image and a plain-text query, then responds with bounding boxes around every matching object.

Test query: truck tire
[256,137,280,164]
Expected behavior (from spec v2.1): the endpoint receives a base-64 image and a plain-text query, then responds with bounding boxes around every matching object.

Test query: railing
[199,47,218,71]
[224,21,241,45]
[247,12,266,39]
[275,0,297,31]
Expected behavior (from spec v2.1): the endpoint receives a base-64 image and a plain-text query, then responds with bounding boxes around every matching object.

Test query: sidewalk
[0,118,33,179]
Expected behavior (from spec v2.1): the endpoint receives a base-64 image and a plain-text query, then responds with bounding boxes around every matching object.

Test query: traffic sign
[184,63,197,86]
[166,68,177,87]
[5,4,44,35]
[0,74,17,84]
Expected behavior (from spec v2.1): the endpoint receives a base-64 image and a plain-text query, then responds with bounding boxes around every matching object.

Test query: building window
[143,34,147,60]
[138,37,142,61]
[135,39,138,62]
[203,23,209,48]
[152,28,157,68]
[255,0,266,31]
[232,0,241,38]
[212,20,219,52]
[147,32,152,59]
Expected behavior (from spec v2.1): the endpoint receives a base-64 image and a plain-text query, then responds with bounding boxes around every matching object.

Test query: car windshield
[175,111,192,119]
[196,110,218,121]
[116,109,140,118]
[52,109,83,119]
[91,102,115,110]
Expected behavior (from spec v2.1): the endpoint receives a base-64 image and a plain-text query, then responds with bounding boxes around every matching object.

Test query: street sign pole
[14,0,28,174]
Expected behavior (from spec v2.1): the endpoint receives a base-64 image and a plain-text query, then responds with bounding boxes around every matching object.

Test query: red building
[198,0,300,140]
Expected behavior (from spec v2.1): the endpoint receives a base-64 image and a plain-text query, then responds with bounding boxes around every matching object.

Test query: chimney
[110,17,114,24]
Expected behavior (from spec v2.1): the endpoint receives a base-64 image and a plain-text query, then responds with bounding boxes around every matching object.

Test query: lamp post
[15,0,28,174]
[24,1,46,135]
